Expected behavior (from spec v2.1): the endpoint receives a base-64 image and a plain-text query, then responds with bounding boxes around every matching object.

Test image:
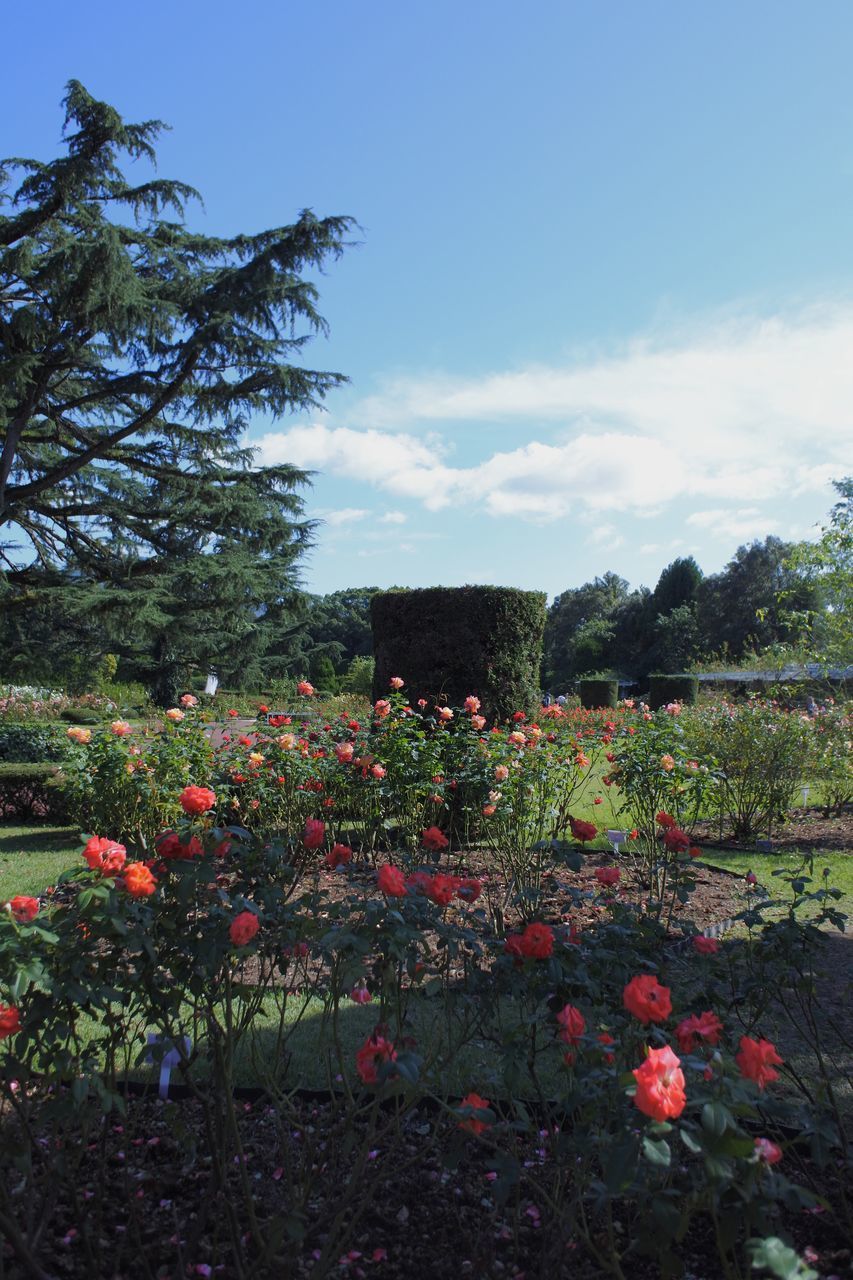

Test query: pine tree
[0,82,355,699]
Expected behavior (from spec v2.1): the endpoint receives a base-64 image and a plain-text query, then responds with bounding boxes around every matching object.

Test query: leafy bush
[0,723,63,762]
[807,704,853,815]
[648,673,699,710]
[684,701,811,837]
[371,586,546,721]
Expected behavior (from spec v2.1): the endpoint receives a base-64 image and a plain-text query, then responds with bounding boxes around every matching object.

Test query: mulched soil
[2,1089,851,1280]
[692,806,853,854]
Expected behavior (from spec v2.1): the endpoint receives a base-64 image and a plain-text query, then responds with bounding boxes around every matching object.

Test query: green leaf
[642,1136,671,1167]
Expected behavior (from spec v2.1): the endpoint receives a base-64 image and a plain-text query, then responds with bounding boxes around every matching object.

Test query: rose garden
[0,635,850,1280]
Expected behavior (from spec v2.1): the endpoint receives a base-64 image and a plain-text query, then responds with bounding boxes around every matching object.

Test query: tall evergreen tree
[0,82,355,698]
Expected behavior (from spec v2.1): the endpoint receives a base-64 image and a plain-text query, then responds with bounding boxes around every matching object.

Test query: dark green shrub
[371,586,546,721]
[0,762,66,819]
[648,674,699,710]
[0,723,63,762]
[579,678,618,709]
[60,707,100,725]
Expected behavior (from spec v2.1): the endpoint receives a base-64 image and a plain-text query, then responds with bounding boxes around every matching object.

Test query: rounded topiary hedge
[648,674,699,710]
[579,678,618,709]
[371,586,546,722]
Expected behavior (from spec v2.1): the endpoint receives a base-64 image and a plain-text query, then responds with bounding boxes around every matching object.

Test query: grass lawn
[0,823,79,898]
[700,847,853,920]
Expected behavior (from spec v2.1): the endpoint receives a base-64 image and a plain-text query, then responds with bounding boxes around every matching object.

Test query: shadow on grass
[0,824,77,856]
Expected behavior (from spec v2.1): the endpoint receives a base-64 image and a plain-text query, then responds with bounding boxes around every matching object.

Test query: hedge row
[371,586,546,721]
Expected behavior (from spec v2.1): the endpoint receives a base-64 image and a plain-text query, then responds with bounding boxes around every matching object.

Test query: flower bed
[1,684,850,1278]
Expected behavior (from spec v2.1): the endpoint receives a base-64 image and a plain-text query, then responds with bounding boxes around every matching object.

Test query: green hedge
[648,674,699,710]
[579,678,618,709]
[60,707,101,725]
[371,586,546,721]
[0,762,66,819]
[0,722,64,762]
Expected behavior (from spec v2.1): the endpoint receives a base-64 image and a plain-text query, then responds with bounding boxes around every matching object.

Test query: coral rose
[66,726,92,744]
[123,863,157,898]
[180,694,198,707]
[229,910,260,947]
[389,676,404,689]
[736,1036,783,1089]
[83,836,127,875]
[179,786,216,815]
[632,1045,686,1121]
[7,895,39,923]
[754,1137,783,1164]
[110,720,133,737]
[377,864,407,897]
[0,1004,21,1039]
[494,765,509,782]
[296,681,315,697]
[426,874,455,907]
[374,699,391,718]
[623,974,672,1025]
[165,708,185,722]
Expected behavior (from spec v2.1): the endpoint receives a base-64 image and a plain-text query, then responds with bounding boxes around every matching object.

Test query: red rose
[456,877,482,903]
[426,874,455,907]
[0,1003,21,1039]
[663,827,690,853]
[623,974,672,1025]
[156,830,204,860]
[632,1045,686,1121]
[457,1092,491,1135]
[692,935,719,956]
[555,1004,585,1047]
[355,1033,397,1084]
[595,866,620,888]
[518,922,554,959]
[569,817,597,844]
[421,825,449,852]
[179,786,216,815]
[597,1032,615,1063]
[754,1137,783,1164]
[303,818,325,850]
[676,1011,723,1054]
[229,910,260,947]
[377,865,406,897]
[735,1035,783,1089]
[656,811,676,829]
[325,843,352,870]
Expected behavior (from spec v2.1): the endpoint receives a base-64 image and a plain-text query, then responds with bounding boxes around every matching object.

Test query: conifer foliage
[0,82,354,696]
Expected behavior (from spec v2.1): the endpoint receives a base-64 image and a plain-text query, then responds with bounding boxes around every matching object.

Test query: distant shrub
[60,707,101,726]
[578,678,618,709]
[371,586,546,721]
[648,674,699,710]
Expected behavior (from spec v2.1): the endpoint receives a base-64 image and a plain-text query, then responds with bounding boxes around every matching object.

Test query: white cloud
[322,507,370,526]
[687,507,781,542]
[379,511,407,524]
[255,305,853,524]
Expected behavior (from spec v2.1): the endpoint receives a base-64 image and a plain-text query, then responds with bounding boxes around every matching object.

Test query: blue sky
[4,1,853,598]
